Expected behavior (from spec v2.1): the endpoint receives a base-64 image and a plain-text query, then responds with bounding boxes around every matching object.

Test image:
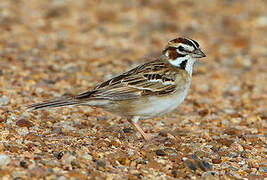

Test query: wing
[75,60,180,101]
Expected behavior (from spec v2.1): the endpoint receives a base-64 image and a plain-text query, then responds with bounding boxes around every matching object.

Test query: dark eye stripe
[178,46,184,51]
[177,46,190,53]
[163,46,186,59]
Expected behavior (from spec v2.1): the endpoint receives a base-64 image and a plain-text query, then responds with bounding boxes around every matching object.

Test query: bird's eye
[177,46,184,51]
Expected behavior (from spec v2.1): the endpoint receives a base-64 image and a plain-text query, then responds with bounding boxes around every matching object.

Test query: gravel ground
[0,0,266,179]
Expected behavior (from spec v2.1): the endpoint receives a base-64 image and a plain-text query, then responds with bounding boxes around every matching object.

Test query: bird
[26,37,206,141]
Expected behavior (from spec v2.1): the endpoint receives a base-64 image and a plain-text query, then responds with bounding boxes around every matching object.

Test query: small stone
[0,154,11,167]
[123,127,134,133]
[82,152,92,161]
[191,155,210,171]
[17,127,29,136]
[256,16,267,27]
[71,160,81,168]
[223,128,242,136]
[183,157,197,171]
[29,166,45,177]
[212,158,222,164]
[171,170,178,178]
[158,130,168,137]
[198,109,210,117]
[229,166,239,171]
[55,151,64,160]
[202,171,219,180]
[20,161,28,168]
[62,153,76,165]
[62,124,76,132]
[259,167,267,173]
[155,149,166,156]
[230,143,244,152]
[146,160,162,169]
[16,119,34,128]
[96,116,108,121]
[194,150,208,158]
[202,160,212,170]
[110,140,121,148]
[248,160,259,168]
[0,95,9,105]
[217,138,233,147]
[57,176,66,180]
[95,159,106,170]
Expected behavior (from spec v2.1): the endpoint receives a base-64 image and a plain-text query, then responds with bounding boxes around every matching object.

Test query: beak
[192,48,206,58]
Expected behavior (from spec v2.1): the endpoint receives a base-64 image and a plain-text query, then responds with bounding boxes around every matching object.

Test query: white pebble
[0,95,9,105]
[0,154,11,167]
[57,176,67,180]
[17,127,29,136]
[256,16,267,27]
[82,152,92,161]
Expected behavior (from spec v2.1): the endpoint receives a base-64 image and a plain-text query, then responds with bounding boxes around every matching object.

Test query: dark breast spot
[180,60,188,69]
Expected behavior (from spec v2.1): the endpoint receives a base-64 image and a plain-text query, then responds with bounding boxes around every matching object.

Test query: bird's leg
[128,116,150,141]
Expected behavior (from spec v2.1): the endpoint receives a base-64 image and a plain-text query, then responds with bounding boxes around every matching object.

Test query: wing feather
[75,60,180,101]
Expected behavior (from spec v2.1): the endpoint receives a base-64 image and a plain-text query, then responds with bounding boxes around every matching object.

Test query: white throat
[168,57,196,76]
[184,58,195,76]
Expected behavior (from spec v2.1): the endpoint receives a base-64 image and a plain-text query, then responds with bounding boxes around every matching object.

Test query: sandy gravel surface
[0,0,266,179]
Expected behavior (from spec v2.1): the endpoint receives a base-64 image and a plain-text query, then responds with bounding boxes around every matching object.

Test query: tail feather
[26,97,79,111]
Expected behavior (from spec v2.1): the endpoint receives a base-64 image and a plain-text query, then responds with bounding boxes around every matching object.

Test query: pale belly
[134,88,189,119]
[89,84,191,119]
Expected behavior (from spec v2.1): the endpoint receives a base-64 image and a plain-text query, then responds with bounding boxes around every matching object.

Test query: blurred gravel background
[0,0,266,179]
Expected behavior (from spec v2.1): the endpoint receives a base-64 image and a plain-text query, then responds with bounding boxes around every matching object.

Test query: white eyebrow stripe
[181,44,194,52]
[186,38,198,49]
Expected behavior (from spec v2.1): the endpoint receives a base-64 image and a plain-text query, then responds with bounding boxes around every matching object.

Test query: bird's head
[162,37,206,75]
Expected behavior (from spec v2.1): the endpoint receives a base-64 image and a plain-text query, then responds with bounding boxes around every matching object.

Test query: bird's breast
[135,86,190,119]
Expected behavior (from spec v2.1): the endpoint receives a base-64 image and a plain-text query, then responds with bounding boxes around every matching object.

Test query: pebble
[20,161,28,168]
[17,127,29,136]
[62,153,76,165]
[0,154,11,167]
[62,124,76,131]
[259,167,267,173]
[212,158,222,164]
[82,152,93,161]
[202,160,212,170]
[202,171,219,180]
[155,149,166,156]
[183,157,197,171]
[96,159,107,170]
[230,142,244,152]
[123,127,134,133]
[55,151,64,160]
[0,95,9,105]
[256,16,267,27]
[16,119,34,128]
[58,176,67,180]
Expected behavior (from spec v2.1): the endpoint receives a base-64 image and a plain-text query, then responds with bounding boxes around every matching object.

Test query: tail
[26,96,79,111]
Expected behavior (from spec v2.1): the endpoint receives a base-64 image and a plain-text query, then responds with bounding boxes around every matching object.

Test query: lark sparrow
[27,37,206,141]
